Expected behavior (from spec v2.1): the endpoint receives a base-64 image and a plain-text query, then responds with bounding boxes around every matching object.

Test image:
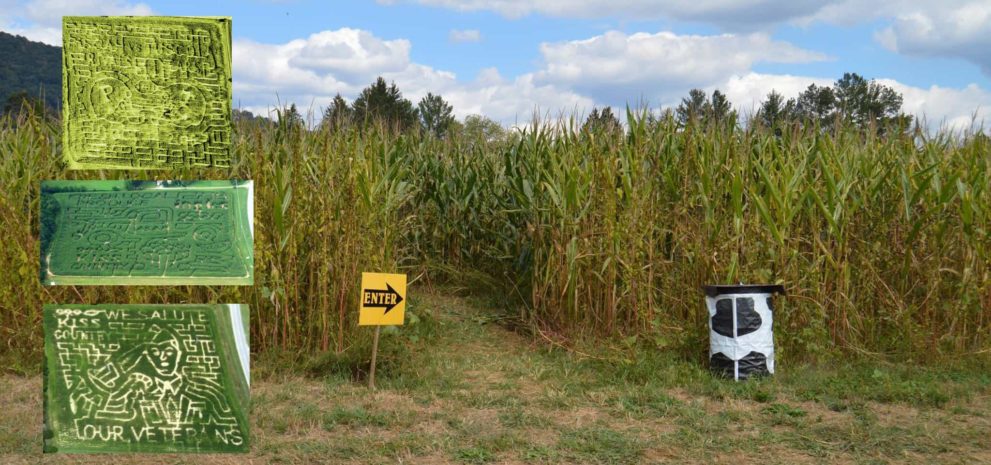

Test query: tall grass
[0,106,988,368]
[523,113,988,360]
[0,108,416,368]
[411,109,990,361]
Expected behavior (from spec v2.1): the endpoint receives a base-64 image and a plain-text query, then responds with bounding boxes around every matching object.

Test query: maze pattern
[46,188,249,282]
[63,17,232,169]
[45,306,249,453]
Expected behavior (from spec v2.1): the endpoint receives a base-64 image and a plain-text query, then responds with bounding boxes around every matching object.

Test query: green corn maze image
[40,180,254,286]
[43,304,250,454]
[62,16,233,169]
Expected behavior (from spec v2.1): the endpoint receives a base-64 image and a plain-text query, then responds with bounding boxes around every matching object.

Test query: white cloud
[233,31,421,117]
[874,1,991,75]
[21,0,152,21]
[233,28,831,123]
[880,79,991,132]
[720,72,834,113]
[286,29,412,78]
[810,0,971,24]
[383,0,991,76]
[2,24,61,45]
[443,69,595,124]
[533,31,828,105]
[448,28,481,43]
[718,72,991,132]
[233,28,591,124]
[746,0,991,75]
[0,0,153,45]
[381,0,831,29]
[4,0,981,131]
[232,26,989,132]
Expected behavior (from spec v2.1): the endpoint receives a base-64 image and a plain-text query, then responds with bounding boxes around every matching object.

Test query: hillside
[0,31,60,111]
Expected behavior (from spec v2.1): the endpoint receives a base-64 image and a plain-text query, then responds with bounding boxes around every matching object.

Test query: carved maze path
[62,16,232,169]
[43,304,250,453]
[42,181,253,285]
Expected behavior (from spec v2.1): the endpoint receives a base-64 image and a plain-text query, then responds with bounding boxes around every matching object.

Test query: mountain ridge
[0,31,61,112]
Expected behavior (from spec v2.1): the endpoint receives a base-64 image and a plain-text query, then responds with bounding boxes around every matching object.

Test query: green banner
[40,180,254,285]
[62,16,233,169]
[43,304,251,453]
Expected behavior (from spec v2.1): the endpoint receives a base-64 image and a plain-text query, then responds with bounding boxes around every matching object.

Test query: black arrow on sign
[363,283,404,314]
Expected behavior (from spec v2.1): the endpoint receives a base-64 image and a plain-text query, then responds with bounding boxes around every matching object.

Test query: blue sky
[3,0,990,129]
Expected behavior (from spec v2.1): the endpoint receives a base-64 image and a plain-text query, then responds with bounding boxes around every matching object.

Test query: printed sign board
[358,272,406,326]
[43,304,251,453]
[40,180,254,286]
[62,16,233,169]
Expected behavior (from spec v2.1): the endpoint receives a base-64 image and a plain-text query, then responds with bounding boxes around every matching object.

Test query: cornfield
[1,107,989,367]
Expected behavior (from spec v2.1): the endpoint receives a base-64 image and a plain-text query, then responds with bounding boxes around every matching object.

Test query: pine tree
[321,93,352,131]
[352,77,419,132]
[418,92,455,138]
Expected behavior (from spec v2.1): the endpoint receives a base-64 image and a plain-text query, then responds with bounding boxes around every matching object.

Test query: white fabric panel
[228,304,251,386]
[707,292,775,379]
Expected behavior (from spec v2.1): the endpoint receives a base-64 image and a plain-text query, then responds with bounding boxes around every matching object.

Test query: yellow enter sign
[358,272,407,326]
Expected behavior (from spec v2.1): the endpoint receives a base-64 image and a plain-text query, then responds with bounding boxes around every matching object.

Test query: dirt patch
[643,445,684,463]
[400,452,457,465]
[463,368,510,388]
[868,401,922,427]
[0,375,39,414]
[668,387,706,406]
[367,390,420,411]
[461,406,500,427]
[625,417,679,437]
[521,425,558,446]
[551,406,604,428]
[713,447,844,465]
[414,418,450,436]
[797,400,849,425]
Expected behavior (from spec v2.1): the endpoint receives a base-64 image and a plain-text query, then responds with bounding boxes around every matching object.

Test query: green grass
[1,290,990,463]
[321,406,392,429]
[557,427,646,464]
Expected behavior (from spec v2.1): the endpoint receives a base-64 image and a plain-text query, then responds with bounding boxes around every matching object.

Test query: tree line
[235,77,506,142]
[295,72,909,138]
[8,71,913,137]
[583,72,911,135]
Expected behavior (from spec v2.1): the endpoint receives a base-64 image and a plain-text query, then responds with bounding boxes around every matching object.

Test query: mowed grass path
[2,291,990,464]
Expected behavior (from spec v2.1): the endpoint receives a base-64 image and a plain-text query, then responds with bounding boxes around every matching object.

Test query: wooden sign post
[358,272,407,389]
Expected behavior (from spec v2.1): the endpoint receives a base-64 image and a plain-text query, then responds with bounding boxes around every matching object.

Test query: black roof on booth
[702,284,785,297]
